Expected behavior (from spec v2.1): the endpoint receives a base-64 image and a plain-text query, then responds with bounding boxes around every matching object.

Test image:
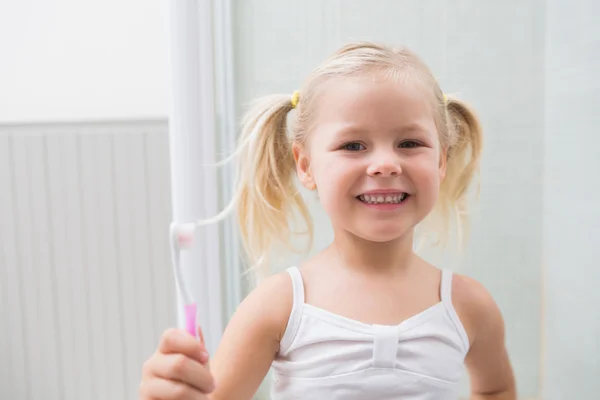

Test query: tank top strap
[287,266,305,305]
[439,269,470,351]
[440,269,453,303]
[279,266,305,355]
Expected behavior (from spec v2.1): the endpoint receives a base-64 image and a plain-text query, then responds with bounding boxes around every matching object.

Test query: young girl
[140,42,516,400]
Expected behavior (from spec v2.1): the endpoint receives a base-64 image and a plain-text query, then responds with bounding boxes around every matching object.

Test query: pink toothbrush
[169,222,198,338]
[167,199,236,339]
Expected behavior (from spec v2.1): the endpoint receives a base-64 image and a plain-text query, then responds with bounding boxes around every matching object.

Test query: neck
[326,229,417,276]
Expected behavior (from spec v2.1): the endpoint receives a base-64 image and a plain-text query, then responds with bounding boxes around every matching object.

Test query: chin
[352,227,413,244]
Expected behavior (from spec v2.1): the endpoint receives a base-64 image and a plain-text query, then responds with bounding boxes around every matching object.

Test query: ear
[292,143,316,190]
[439,147,448,181]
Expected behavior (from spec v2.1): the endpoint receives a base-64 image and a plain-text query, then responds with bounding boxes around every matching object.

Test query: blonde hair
[228,41,482,273]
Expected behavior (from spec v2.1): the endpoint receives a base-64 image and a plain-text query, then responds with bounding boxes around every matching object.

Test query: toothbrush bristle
[178,233,194,248]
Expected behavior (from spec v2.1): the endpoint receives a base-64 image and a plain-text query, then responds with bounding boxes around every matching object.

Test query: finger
[196,327,211,370]
[152,353,215,393]
[197,326,205,346]
[139,376,205,400]
[159,329,209,365]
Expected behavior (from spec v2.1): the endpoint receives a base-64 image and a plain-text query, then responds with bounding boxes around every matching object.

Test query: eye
[341,142,366,151]
[399,141,421,149]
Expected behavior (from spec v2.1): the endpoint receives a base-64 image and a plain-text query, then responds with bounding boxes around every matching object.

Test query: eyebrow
[394,123,431,135]
[333,123,430,137]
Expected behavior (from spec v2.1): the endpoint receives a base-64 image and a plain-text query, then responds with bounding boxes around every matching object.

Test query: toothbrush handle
[184,302,197,338]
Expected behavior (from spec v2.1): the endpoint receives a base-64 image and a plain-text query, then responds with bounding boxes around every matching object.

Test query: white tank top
[270,267,470,400]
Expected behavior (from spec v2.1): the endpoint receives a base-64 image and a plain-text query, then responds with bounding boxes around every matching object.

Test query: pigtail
[433,95,483,247]
[235,94,312,275]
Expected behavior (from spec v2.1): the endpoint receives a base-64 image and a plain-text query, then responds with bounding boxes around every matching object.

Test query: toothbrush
[167,197,236,339]
[169,222,198,338]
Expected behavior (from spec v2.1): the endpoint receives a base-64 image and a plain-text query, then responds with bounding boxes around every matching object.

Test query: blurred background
[0,0,598,399]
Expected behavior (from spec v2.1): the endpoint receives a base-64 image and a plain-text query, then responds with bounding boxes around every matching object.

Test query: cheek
[313,166,342,201]
[412,155,443,192]
[310,152,337,187]
[311,158,354,210]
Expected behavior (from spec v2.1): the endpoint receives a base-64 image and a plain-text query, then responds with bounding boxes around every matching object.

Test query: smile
[357,193,409,205]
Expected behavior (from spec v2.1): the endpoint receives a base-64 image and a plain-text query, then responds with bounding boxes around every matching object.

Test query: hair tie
[443,94,448,103]
[291,90,300,109]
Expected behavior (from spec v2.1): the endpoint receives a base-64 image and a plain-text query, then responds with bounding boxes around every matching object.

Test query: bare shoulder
[450,273,504,345]
[208,270,294,399]
[234,270,294,341]
[450,274,516,397]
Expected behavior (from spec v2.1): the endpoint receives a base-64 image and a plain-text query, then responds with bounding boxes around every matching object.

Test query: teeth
[359,193,408,204]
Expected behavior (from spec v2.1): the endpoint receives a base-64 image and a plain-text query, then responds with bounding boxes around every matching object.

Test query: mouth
[356,192,410,205]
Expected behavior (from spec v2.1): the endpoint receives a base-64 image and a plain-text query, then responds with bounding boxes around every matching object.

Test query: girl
[139,42,516,400]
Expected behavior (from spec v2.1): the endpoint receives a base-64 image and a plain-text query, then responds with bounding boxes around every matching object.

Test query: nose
[366,156,402,177]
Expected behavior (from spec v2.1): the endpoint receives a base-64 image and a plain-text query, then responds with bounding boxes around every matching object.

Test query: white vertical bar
[126,132,157,365]
[213,0,242,319]
[91,132,127,399]
[12,136,38,400]
[79,134,107,400]
[145,127,177,335]
[13,133,63,399]
[39,135,65,399]
[111,133,140,398]
[46,133,81,400]
[167,0,224,351]
[66,133,94,399]
[0,136,10,393]
[0,133,28,399]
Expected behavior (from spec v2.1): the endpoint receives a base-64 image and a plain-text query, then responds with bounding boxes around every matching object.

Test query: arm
[454,275,517,400]
[208,272,293,400]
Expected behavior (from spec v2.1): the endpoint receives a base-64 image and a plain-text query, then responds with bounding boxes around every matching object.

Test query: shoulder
[234,269,295,342]
[450,273,505,346]
[450,273,516,395]
[207,270,296,399]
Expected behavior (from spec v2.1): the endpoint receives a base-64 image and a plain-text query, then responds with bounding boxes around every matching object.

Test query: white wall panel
[0,122,176,399]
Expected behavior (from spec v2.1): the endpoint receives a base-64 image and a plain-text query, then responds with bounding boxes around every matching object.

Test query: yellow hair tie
[443,94,448,103]
[291,90,300,109]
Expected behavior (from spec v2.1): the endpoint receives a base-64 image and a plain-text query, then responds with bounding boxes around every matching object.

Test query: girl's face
[293,74,446,243]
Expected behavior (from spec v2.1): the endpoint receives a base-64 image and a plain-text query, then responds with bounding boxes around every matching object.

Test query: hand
[140,326,216,399]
